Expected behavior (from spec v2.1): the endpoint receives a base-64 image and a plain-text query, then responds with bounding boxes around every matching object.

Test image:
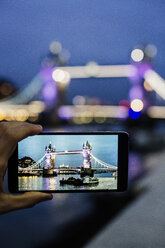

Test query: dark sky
[0,0,165,104]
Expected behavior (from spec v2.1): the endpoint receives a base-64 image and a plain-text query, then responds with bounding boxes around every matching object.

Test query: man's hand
[0,121,53,214]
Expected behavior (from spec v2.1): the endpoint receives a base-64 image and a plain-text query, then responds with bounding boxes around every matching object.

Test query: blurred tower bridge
[0,43,165,123]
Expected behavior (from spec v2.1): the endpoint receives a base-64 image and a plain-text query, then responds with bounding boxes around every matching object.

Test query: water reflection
[18,173,117,191]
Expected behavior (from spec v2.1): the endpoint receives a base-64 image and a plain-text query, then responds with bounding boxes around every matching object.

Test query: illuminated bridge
[19,141,117,172]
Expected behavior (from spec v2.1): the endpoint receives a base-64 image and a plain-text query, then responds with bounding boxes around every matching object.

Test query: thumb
[10,192,53,211]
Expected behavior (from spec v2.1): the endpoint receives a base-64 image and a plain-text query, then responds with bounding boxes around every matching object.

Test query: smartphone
[8,131,128,193]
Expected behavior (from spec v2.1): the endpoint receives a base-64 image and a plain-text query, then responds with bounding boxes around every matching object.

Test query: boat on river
[60,176,99,186]
[83,176,99,185]
[60,177,83,186]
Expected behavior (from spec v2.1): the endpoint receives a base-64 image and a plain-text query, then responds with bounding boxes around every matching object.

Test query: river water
[18,174,117,191]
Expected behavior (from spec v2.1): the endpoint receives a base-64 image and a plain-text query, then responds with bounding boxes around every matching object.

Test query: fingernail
[36,125,43,129]
[34,125,43,131]
[45,194,53,200]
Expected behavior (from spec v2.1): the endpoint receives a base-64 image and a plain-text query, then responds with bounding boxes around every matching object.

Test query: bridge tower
[82,141,92,168]
[45,142,56,168]
[51,145,56,168]
[45,146,51,168]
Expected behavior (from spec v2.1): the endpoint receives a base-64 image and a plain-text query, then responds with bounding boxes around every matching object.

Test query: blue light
[129,108,141,119]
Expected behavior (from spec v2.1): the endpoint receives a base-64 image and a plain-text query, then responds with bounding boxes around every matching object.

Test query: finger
[0,121,25,137]
[8,192,53,212]
[4,122,43,142]
[0,123,43,160]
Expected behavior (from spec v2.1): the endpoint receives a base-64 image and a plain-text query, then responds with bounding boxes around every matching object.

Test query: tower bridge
[19,141,117,175]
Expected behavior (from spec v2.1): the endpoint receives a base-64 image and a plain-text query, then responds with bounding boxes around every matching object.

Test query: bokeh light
[94,116,106,123]
[28,114,39,122]
[119,99,130,109]
[15,109,29,121]
[81,115,93,124]
[73,95,86,105]
[144,44,157,58]
[129,108,141,119]
[131,49,144,62]
[52,69,71,86]
[73,117,83,124]
[59,49,70,64]
[129,86,143,100]
[49,41,62,55]
[130,99,144,112]
[42,82,57,101]
[4,110,15,121]
[29,101,45,114]
[85,61,99,77]
[41,57,54,68]
[0,110,5,121]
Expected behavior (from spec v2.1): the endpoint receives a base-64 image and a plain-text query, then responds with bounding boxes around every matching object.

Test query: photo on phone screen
[18,134,119,191]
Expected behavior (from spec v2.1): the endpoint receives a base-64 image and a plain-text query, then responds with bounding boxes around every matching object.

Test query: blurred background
[0,0,165,247]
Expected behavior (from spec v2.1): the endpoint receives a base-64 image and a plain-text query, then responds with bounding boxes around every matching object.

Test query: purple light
[129,85,143,101]
[40,68,54,82]
[40,68,57,107]
[129,63,151,83]
[42,82,57,107]
[128,65,140,83]
[58,106,73,120]
[139,63,151,77]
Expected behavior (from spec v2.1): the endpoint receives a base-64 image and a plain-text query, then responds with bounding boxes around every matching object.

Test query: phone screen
[17,134,119,191]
